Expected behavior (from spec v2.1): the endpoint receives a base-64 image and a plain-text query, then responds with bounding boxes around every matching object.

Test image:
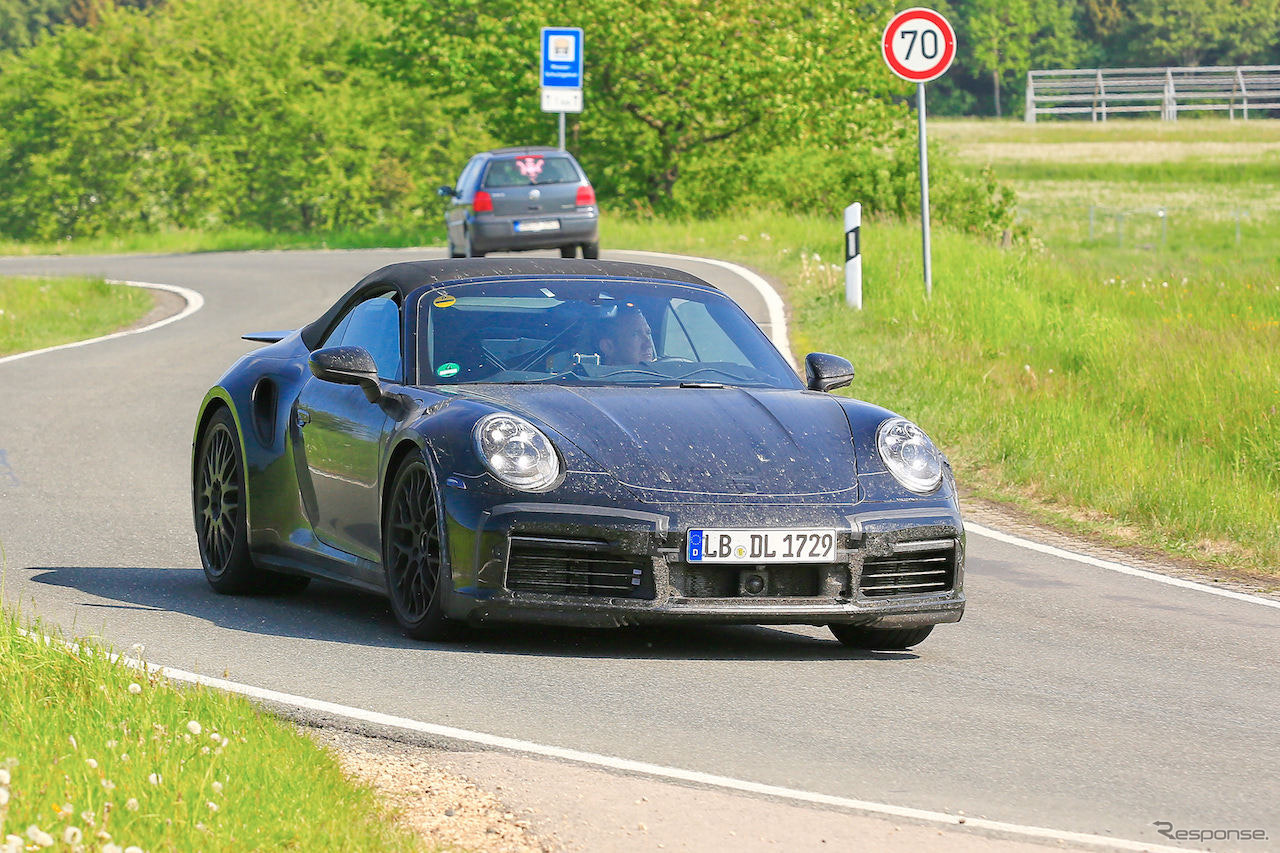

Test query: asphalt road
[0,248,1276,851]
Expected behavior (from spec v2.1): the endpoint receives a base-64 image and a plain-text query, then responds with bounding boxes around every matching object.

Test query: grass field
[608,196,1280,583]
[0,277,154,358]
[0,610,420,851]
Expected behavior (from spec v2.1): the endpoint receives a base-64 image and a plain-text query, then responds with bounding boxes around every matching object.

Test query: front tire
[829,624,933,650]
[384,455,457,640]
[195,409,309,595]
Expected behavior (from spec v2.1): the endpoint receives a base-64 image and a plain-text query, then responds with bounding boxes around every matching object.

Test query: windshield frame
[408,275,803,391]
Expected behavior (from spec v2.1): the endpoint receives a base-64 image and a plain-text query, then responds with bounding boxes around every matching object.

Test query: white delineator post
[844,202,862,309]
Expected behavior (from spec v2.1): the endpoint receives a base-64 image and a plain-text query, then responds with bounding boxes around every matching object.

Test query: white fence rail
[1025,66,1280,122]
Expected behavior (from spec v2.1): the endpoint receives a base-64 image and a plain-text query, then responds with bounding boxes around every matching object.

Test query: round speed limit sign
[882,7,956,83]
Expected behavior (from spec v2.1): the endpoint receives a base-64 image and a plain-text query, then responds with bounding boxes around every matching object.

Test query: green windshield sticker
[437,362,460,378]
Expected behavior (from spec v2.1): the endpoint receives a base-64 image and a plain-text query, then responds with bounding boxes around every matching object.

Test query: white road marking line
[0,280,203,366]
[615,249,796,369]
[16,627,1203,853]
[967,522,1280,610]
[0,257,1257,850]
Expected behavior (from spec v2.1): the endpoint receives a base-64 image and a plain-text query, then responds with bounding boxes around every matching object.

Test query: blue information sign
[541,27,583,89]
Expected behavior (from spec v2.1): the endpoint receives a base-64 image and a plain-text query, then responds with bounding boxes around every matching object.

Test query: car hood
[463,385,858,501]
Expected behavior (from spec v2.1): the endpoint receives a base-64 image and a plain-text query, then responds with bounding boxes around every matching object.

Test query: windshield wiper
[678,381,726,388]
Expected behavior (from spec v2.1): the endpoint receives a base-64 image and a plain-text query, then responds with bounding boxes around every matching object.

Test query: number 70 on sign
[882,7,956,83]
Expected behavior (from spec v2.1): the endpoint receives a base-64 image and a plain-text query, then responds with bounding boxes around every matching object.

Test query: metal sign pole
[917,82,932,299]
[559,112,566,150]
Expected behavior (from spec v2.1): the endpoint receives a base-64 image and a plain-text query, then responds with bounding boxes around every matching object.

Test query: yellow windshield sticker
[433,294,457,308]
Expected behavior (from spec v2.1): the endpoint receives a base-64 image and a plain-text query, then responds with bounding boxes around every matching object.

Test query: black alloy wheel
[195,408,308,595]
[384,456,456,639]
[828,624,933,650]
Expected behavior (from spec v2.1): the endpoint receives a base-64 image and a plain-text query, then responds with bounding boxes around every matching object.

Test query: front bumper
[444,494,965,629]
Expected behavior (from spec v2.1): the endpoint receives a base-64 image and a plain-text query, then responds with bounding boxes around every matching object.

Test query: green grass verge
[0,609,420,851]
[607,210,1280,581]
[0,277,154,358]
[0,224,447,257]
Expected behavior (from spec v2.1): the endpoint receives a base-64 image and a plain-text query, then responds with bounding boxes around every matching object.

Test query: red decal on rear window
[515,156,545,180]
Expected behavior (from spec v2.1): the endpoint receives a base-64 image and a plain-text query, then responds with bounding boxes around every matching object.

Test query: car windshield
[415,278,802,389]
[482,156,580,187]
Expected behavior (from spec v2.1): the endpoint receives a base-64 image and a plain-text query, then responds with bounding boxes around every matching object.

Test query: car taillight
[575,184,596,207]
[473,190,493,213]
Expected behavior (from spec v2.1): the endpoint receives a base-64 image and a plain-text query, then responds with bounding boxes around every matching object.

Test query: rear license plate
[513,219,560,233]
[687,529,837,564]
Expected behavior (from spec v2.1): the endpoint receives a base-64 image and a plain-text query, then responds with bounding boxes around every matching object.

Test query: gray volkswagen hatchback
[439,147,600,259]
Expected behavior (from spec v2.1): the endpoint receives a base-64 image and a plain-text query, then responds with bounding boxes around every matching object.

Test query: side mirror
[805,352,854,392]
[309,346,382,403]
[437,185,456,198]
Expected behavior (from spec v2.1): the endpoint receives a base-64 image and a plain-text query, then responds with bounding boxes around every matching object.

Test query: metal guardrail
[1025,66,1280,122]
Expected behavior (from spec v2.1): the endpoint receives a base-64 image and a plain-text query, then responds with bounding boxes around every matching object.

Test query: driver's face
[606,313,655,363]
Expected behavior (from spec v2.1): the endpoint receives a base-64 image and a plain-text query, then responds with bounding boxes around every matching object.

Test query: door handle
[295,408,311,428]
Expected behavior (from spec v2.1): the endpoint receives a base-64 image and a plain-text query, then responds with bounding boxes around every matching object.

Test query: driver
[595,306,655,364]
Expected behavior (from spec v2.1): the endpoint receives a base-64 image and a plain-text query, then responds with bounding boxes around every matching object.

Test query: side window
[660,304,697,360]
[322,293,402,381]
[668,299,748,364]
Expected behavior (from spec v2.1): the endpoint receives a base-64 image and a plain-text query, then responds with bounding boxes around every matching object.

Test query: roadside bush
[670,141,1017,236]
[0,0,490,241]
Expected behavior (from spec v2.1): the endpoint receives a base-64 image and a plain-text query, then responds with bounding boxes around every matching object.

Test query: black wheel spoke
[386,462,441,623]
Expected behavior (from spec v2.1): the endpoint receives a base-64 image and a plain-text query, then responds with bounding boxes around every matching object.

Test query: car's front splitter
[443,492,965,629]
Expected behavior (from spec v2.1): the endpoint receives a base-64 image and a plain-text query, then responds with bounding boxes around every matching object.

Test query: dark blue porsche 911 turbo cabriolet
[192,259,964,648]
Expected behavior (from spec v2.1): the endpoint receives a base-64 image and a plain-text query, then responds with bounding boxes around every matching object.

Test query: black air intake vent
[506,536,654,599]
[860,539,956,598]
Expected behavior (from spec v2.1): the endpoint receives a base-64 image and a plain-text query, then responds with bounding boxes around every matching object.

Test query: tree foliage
[0,0,489,240]
[361,0,942,217]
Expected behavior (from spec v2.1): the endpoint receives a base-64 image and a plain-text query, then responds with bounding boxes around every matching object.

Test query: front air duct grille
[859,541,956,598]
[506,536,653,599]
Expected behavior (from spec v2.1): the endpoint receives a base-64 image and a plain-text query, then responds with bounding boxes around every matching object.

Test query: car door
[446,158,480,246]
[295,291,402,563]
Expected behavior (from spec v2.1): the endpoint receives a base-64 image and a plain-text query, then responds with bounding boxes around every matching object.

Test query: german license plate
[687,529,837,564]
[514,219,560,233]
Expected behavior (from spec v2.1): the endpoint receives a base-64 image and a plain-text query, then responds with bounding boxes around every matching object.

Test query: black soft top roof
[301,258,714,350]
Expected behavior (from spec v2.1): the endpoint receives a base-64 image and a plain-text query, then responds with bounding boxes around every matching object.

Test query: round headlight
[876,418,943,494]
[473,413,561,491]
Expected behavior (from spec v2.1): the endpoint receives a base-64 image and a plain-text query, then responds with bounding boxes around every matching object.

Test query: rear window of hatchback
[483,156,581,188]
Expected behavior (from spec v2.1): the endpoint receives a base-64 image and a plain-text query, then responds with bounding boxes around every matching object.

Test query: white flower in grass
[206,801,218,812]
[124,799,138,812]
[4,835,23,853]
[211,782,222,795]
[220,737,230,748]
[80,811,95,825]
[68,736,78,751]
[200,747,210,755]
[105,740,117,749]
[127,683,142,695]
[0,787,8,806]
[103,846,123,853]
[63,827,82,845]
[86,758,98,770]
[148,773,162,786]
[102,779,116,791]
[26,825,54,847]
[125,846,143,853]
[120,753,130,763]
[56,803,74,819]
[0,769,8,785]
[209,732,221,743]
[187,721,202,736]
